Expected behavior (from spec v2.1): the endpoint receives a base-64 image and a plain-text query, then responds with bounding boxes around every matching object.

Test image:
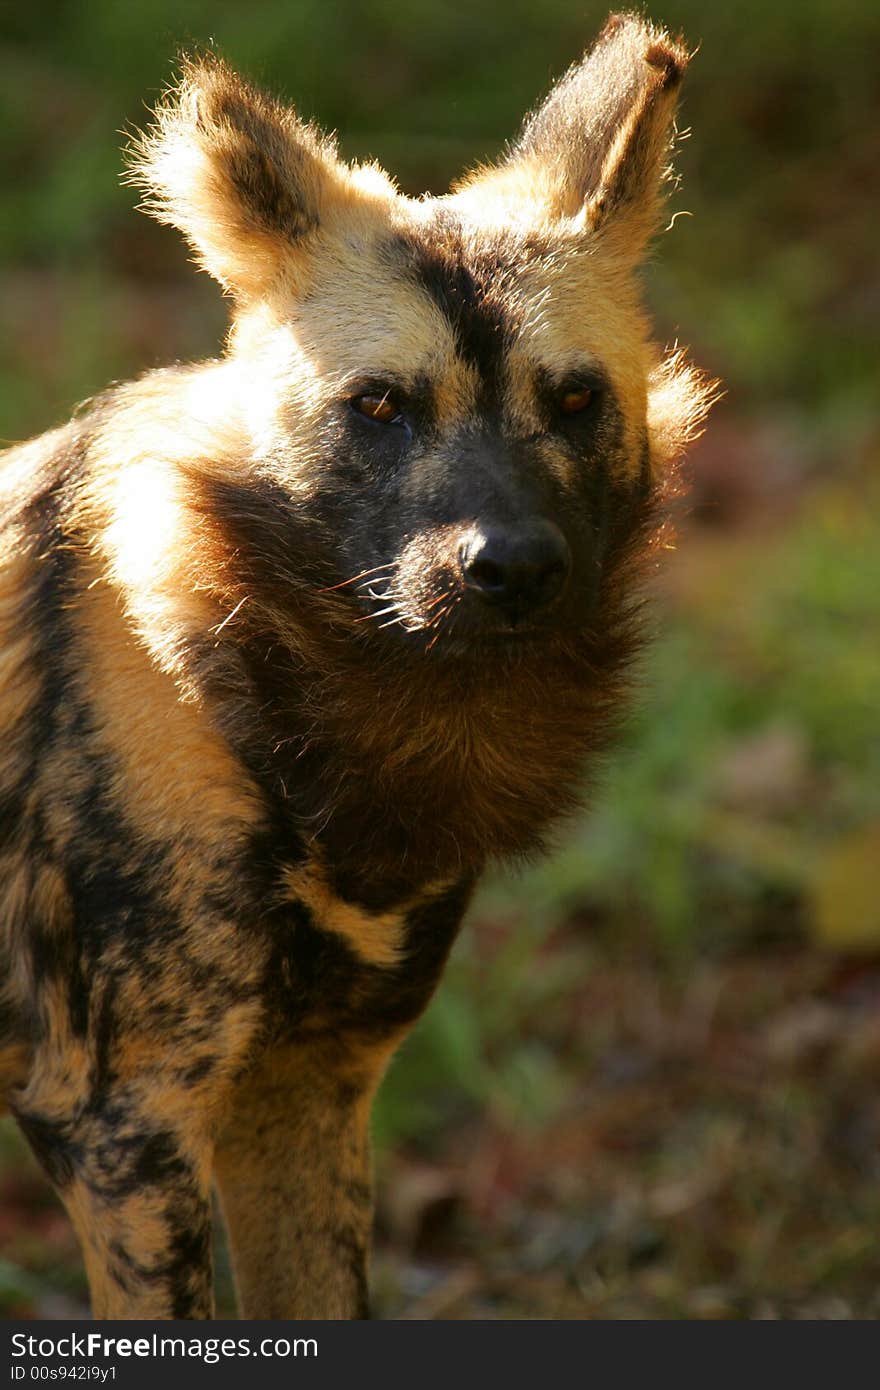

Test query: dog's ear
[463,14,689,260]
[126,55,361,299]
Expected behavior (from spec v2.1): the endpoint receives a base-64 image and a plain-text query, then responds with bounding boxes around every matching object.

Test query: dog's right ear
[126,55,370,300]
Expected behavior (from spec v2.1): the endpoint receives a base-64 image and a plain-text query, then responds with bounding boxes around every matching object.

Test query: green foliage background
[1,0,879,1318]
[2,1,877,433]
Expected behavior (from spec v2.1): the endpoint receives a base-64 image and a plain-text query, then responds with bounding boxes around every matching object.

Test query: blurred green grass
[2,1,878,435]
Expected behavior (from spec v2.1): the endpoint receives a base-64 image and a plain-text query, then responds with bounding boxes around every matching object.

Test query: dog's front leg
[214,1038,390,1319]
[14,1079,217,1319]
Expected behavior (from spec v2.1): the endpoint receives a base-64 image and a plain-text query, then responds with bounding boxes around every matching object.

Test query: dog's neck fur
[176,455,660,906]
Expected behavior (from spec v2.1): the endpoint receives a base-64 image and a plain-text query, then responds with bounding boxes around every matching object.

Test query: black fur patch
[13,1109,76,1189]
[385,216,520,402]
[0,478,76,860]
[262,878,472,1038]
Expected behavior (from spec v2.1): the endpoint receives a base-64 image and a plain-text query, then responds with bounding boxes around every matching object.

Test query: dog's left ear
[462,13,689,261]
[126,54,377,300]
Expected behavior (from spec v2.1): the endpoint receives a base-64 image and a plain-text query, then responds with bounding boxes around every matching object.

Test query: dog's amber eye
[559,386,594,415]
[352,393,400,425]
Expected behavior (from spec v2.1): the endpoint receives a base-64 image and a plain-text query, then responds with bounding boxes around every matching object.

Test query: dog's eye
[351,393,401,425]
[559,385,594,415]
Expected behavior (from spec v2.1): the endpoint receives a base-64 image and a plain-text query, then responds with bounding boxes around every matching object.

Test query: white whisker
[211,593,249,638]
[354,604,400,625]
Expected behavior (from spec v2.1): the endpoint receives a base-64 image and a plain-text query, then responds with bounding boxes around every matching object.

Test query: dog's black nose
[459,522,571,611]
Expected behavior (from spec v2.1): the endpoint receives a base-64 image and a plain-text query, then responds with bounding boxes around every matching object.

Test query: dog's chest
[262,864,474,1038]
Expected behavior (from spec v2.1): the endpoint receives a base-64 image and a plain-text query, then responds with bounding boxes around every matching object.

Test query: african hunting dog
[0,13,713,1318]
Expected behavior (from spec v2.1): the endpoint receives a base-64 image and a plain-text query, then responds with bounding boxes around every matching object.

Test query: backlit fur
[0,13,714,1318]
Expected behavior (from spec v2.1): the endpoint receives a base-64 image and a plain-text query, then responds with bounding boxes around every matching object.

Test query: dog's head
[128,13,712,664]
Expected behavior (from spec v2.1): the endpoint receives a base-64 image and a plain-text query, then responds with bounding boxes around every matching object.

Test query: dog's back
[1,423,79,1097]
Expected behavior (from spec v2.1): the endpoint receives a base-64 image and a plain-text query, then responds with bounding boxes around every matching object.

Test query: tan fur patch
[71,561,263,847]
[0,537,41,737]
[281,864,405,968]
